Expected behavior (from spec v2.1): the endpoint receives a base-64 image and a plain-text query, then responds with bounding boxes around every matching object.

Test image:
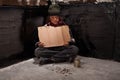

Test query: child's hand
[37,42,44,47]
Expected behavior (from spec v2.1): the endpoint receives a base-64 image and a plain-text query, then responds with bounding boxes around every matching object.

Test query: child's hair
[46,15,66,26]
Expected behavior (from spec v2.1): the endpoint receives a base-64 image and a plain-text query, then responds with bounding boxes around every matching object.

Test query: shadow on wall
[60,3,117,60]
[70,25,96,57]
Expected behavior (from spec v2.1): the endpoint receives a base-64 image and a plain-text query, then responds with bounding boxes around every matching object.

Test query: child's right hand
[36,42,44,47]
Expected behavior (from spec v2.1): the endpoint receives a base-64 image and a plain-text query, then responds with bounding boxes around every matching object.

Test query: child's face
[50,16,60,25]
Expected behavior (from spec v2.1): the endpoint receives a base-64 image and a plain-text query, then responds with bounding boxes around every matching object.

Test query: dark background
[0,2,120,68]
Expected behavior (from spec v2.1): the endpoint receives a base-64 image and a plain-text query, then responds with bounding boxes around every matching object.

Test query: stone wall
[0,7,24,59]
[59,3,120,61]
[0,2,120,61]
[114,5,120,61]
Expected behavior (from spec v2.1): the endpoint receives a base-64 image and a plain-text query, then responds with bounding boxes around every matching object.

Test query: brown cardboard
[38,25,71,47]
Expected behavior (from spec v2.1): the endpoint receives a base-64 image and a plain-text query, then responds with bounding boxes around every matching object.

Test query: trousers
[34,45,79,62]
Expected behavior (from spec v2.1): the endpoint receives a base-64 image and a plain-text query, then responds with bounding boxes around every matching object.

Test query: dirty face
[49,16,60,25]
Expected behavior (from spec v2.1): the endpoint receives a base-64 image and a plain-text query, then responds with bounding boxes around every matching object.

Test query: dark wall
[59,3,119,61]
[0,2,120,62]
[0,7,24,59]
[23,6,48,56]
[114,4,120,61]
[0,6,48,61]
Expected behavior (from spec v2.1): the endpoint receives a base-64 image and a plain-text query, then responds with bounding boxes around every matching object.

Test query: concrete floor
[0,56,120,80]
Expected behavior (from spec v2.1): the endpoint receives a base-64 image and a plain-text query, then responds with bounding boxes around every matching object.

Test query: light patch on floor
[0,56,120,80]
